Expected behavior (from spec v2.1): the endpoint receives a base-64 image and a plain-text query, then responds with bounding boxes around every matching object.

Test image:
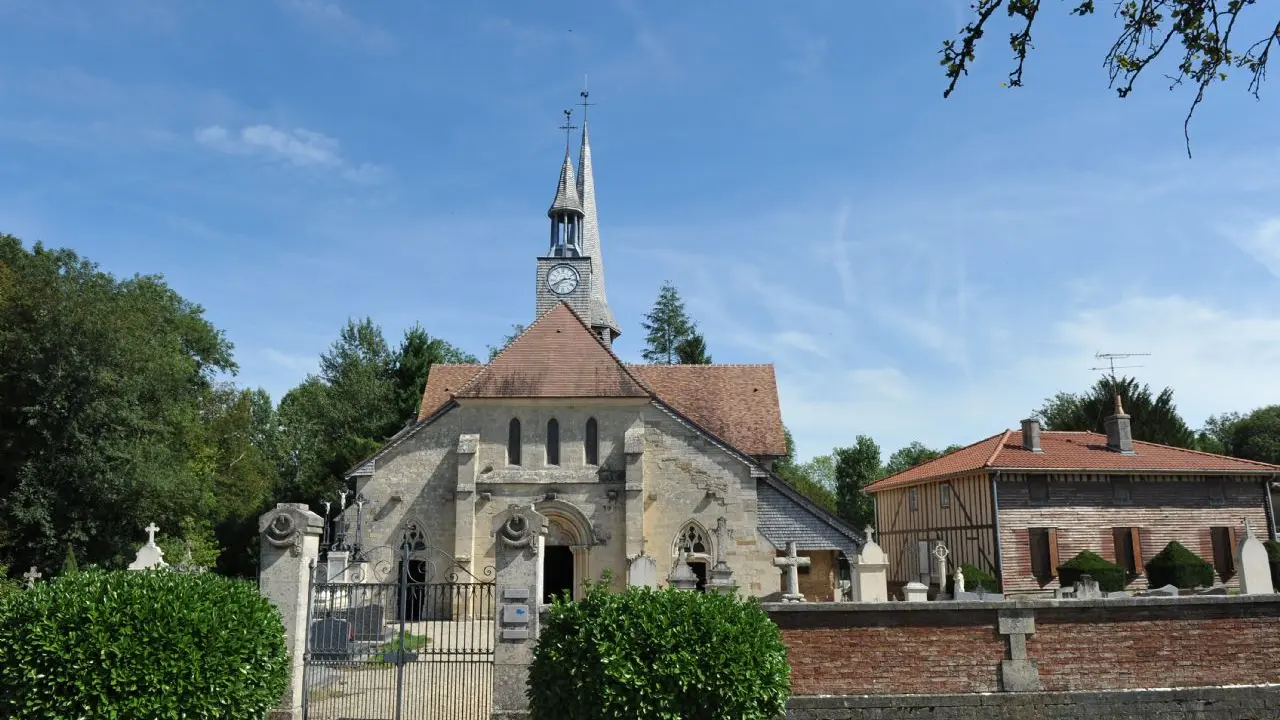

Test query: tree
[772,427,838,513]
[1196,411,1243,455]
[675,331,712,364]
[834,436,882,530]
[487,323,526,360]
[0,235,235,573]
[883,441,950,477]
[60,544,78,576]
[1226,405,1280,465]
[1035,376,1195,448]
[394,324,477,425]
[942,1,1279,154]
[641,282,700,364]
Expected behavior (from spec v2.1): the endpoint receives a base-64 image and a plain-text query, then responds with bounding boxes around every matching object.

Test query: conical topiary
[1057,550,1127,592]
[1145,540,1214,589]
[60,543,78,576]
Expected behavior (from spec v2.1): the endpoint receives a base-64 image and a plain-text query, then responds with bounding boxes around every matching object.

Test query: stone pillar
[851,527,889,602]
[258,503,324,720]
[455,433,480,579]
[998,609,1040,691]
[623,423,646,562]
[1236,518,1275,595]
[492,505,550,720]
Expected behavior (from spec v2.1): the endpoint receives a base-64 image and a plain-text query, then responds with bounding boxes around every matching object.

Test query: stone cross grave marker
[932,542,950,589]
[23,566,41,588]
[144,522,159,545]
[774,541,810,602]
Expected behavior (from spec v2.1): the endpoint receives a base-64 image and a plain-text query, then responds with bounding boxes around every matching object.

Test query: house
[865,397,1280,595]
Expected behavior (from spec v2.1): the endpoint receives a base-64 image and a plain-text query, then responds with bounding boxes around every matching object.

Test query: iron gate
[302,544,495,720]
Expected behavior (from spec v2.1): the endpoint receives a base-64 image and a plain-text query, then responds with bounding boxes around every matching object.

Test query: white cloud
[1232,217,1280,279]
[263,348,318,375]
[195,124,381,181]
[278,0,392,50]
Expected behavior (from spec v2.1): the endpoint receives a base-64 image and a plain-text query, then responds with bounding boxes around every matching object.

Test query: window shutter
[1130,527,1144,574]
[1048,528,1060,577]
[1229,527,1239,572]
[1112,527,1126,565]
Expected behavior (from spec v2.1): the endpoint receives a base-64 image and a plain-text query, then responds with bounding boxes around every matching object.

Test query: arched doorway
[535,500,593,604]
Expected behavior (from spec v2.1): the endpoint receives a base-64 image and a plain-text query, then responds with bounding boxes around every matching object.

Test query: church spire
[576,88,620,341]
[547,110,583,257]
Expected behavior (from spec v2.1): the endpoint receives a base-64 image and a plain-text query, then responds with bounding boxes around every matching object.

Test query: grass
[372,633,433,662]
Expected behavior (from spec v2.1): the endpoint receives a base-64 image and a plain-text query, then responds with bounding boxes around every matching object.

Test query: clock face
[546,264,580,295]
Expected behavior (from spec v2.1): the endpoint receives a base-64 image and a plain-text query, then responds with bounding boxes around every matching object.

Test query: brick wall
[997,475,1270,594]
[767,595,1280,697]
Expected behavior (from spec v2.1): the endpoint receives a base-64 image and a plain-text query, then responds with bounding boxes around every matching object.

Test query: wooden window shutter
[1048,528,1060,577]
[1229,527,1239,570]
[1130,527,1144,574]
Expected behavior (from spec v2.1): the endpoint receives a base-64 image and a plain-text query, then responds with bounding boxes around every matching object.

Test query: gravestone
[932,542,950,599]
[1236,518,1275,595]
[22,566,41,589]
[774,541,810,602]
[128,522,168,571]
[668,552,699,591]
[707,517,738,595]
[336,604,387,642]
[851,526,889,602]
[627,555,658,588]
[492,505,549,720]
[903,581,929,602]
[1141,584,1178,597]
[309,617,352,662]
[1073,574,1103,600]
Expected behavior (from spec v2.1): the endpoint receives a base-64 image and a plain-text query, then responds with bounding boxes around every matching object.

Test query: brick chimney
[1104,393,1135,454]
[1020,418,1043,453]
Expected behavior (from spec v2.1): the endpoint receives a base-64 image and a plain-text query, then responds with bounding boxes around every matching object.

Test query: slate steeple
[576,89,620,341]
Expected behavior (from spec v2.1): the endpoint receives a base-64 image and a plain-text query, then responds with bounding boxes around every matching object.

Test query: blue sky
[3,0,1279,461]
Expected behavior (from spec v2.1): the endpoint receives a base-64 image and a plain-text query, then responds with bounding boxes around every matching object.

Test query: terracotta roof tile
[628,364,787,457]
[417,364,482,420]
[867,429,1280,492]
[453,304,650,400]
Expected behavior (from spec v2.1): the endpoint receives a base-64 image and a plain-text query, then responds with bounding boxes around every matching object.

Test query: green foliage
[530,580,789,720]
[59,544,77,576]
[1035,376,1195,448]
[1264,540,1280,563]
[882,441,961,477]
[954,563,998,593]
[834,436,881,530]
[0,569,288,719]
[1226,406,1280,465]
[772,427,837,513]
[1057,550,1128,593]
[394,324,477,422]
[641,281,705,364]
[0,565,21,602]
[487,323,526,360]
[1145,541,1215,589]
[674,330,712,364]
[156,516,223,568]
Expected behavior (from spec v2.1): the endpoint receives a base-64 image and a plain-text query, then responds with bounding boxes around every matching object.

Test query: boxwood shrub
[1145,541,1215,589]
[529,578,790,720]
[948,563,999,593]
[0,569,288,720]
[1057,550,1127,593]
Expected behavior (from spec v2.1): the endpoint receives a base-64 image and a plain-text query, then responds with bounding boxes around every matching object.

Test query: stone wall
[767,595,1280,697]
[787,687,1280,720]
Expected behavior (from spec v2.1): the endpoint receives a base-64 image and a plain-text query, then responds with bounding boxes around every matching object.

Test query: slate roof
[757,481,861,558]
[414,303,788,457]
[866,429,1280,492]
[548,150,582,215]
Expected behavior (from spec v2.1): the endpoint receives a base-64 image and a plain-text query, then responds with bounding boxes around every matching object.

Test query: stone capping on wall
[763,592,1280,615]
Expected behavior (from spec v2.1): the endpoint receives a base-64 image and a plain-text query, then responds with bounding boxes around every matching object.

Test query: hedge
[1145,541,1215,589]
[955,563,999,593]
[1057,550,1127,593]
[529,577,790,720]
[0,569,289,720]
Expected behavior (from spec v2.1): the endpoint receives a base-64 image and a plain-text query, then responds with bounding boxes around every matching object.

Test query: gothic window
[585,417,599,465]
[547,418,560,466]
[401,521,428,552]
[672,522,709,557]
[508,418,521,466]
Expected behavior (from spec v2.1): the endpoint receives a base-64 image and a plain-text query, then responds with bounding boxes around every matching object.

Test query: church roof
[628,364,786,457]
[576,122,619,334]
[413,303,788,457]
[548,150,583,216]
[757,481,861,558]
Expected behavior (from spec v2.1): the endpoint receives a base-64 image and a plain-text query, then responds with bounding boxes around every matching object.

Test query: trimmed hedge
[1057,550,1127,593]
[0,569,288,719]
[1145,541,1215,589]
[530,578,790,720]
[947,563,999,594]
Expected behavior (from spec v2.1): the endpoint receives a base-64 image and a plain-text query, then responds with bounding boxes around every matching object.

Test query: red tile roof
[414,303,788,457]
[866,429,1280,492]
[629,364,787,457]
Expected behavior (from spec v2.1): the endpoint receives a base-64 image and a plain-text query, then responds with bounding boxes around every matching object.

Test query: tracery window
[673,523,709,557]
[401,521,428,552]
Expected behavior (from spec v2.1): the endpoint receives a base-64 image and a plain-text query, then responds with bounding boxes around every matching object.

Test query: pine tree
[674,331,712,364]
[834,436,882,530]
[641,282,697,364]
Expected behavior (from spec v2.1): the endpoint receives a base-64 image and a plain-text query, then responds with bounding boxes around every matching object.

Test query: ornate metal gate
[302,542,495,720]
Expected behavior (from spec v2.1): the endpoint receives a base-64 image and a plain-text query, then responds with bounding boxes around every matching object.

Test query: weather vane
[559,108,577,151]
[579,78,594,124]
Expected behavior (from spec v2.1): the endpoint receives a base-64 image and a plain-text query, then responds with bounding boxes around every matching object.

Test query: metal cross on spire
[579,80,594,124]
[559,108,577,151]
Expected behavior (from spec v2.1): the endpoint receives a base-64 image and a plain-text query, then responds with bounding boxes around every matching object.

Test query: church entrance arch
[535,500,593,603]
[673,521,713,592]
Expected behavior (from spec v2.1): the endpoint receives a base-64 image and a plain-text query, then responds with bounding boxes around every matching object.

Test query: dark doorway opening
[400,559,430,622]
[543,546,574,603]
[690,561,708,593]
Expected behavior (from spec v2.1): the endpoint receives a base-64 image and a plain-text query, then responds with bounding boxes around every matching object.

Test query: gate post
[259,503,324,720]
[492,505,549,720]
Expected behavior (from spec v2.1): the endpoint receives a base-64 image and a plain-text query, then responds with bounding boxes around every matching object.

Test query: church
[341,107,862,603]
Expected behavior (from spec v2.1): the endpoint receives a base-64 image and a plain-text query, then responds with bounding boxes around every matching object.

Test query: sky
[2,0,1279,462]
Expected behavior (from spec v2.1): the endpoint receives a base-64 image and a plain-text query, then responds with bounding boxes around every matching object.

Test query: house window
[546,418,560,465]
[585,417,598,465]
[1113,527,1143,576]
[1029,527,1059,581]
[909,487,919,512]
[940,483,952,509]
[1112,476,1132,504]
[1028,477,1049,504]
[1208,477,1226,506]
[1211,526,1238,579]
[507,418,521,466]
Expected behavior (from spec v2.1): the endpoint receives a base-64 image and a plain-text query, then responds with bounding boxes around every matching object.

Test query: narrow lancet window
[585,417,598,465]
[508,418,521,466]
[547,418,560,466]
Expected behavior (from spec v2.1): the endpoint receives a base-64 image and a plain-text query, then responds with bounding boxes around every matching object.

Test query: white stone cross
[774,541,810,602]
[932,542,950,587]
[864,526,876,543]
[23,566,41,588]
[144,522,160,546]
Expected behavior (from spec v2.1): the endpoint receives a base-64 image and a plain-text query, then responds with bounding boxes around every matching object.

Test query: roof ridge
[1128,438,1280,470]
[868,430,1009,488]
[626,363,777,369]
[984,429,1012,467]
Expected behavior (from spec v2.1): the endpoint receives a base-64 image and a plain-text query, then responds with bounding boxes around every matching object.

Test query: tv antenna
[1089,352,1150,379]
